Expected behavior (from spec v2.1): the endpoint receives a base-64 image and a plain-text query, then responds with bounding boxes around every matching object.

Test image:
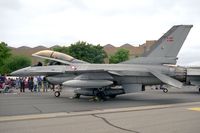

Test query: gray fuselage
[40,64,187,86]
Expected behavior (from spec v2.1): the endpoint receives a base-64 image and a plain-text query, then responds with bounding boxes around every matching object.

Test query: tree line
[0,42,31,75]
[0,41,130,75]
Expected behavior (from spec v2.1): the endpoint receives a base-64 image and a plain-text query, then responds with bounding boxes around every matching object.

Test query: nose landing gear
[54,91,60,97]
[54,85,62,97]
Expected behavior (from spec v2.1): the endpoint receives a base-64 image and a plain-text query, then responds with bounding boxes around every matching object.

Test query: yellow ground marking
[188,107,200,111]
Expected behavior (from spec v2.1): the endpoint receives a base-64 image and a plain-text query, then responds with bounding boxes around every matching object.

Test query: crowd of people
[0,75,49,93]
[0,76,15,93]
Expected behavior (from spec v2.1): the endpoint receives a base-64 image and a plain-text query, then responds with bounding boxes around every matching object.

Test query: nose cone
[11,67,31,76]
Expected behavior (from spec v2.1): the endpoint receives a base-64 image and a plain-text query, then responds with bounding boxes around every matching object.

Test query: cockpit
[32,50,88,66]
[33,50,74,62]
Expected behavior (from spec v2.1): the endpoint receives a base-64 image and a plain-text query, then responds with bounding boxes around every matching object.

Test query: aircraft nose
[10,67,30,76]
[10,69,24,76]
[10,71,17,76]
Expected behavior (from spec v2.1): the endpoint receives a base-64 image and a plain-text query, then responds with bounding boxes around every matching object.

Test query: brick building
[103,40,157,63]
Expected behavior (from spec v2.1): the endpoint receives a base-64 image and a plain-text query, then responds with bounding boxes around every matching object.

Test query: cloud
[0,0,200,65]
[0,0,21,10]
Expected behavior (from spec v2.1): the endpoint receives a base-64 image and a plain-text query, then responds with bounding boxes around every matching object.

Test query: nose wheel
[54,91,60,97]
[54,84,62,97]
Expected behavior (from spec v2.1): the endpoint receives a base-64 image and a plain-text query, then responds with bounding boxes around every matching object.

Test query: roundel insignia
[70,65,77,71]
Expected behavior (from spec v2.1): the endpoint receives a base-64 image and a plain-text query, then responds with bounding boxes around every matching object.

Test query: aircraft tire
[109,95,116,99]
[54,91,60,97]
[96,91,106,101]
[74,94,81,99]
[163,88,168,93]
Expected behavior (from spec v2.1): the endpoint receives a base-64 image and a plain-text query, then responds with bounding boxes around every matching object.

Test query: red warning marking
[167,36,174,42]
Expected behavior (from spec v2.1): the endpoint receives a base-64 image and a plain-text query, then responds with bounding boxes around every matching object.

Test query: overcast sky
[0,0,200,65]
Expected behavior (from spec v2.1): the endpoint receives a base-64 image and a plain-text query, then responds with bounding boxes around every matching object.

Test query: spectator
[20,78,25,92]
[28,77,34,92]
[0,75,6,89]
[37,76,42,92]
[15,78,20,89]
[43,77,48,92]
[33,77,38,92]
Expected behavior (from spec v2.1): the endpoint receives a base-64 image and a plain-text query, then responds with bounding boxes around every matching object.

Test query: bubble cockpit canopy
[32,50,87,65]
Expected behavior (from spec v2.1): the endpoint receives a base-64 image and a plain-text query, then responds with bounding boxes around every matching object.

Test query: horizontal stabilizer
[150,70,183,89]
[186,68,200,85]
[187,68,200,76]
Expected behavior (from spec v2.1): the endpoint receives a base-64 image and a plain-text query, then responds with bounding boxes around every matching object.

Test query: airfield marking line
[1,102,200,122]
[188,107,200,111]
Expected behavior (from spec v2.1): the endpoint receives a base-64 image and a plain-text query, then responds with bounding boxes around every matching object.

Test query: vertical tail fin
[143,25,193,57]
[122,25,193,64]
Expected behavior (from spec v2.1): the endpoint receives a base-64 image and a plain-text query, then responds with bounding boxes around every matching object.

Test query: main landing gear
[86,89,107,101]
[109,95,116,99]
[73,93,81,99]
[92,89,118,101]
[72,87,123,101]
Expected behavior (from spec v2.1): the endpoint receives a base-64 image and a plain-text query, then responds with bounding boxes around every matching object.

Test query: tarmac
[0,87,200,133]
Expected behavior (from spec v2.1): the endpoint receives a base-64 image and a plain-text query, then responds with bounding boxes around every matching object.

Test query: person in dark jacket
[28,77,34,92]
[20,78,25,92]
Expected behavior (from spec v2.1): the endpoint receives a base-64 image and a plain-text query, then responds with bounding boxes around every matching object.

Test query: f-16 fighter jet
[12,25,199,100]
